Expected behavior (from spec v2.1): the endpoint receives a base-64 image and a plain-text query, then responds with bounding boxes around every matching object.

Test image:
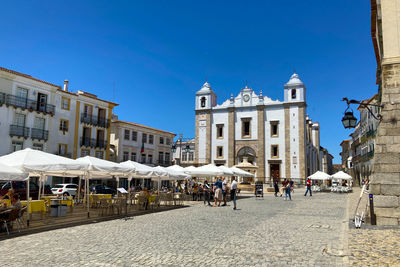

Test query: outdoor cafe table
[1,199,46,219]
[84,194,112,207]
[42,196,74,209]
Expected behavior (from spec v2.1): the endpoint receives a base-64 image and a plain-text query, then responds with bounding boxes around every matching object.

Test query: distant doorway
[270,164,280,182]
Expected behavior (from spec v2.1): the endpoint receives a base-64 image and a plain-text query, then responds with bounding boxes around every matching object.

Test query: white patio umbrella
[185,164,224,177]
[0,148,89,225]
[0,162,29,181]
[218,166,234,176]
[166,164,186,172]
[331,171,353,180]
[119,160,154,189]
[230,166,254,177]
[75,156,134,217]
[308,171,331,180]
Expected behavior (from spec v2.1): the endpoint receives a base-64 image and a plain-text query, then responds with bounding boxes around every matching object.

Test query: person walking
[213,178,223,207]
[273,179,279,197]
[281,179,288,197]
[285,180,292,201]
[203,181,211,206]
[231,177,238,210]
[304,178,312,196]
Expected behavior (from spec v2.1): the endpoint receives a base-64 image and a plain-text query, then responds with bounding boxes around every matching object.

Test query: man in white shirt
[230,178,238,210]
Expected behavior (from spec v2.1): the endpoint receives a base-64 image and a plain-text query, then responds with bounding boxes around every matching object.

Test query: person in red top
[304,178,312,196]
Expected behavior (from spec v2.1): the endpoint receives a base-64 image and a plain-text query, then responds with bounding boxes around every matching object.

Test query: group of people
[273,178,314,200]
[201,177,238,210]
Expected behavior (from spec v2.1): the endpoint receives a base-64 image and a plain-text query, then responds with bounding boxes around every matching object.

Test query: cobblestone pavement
[347,187,400,266]
[1,190,348,266]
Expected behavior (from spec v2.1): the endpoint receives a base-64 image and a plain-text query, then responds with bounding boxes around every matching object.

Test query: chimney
[63,80,69,91]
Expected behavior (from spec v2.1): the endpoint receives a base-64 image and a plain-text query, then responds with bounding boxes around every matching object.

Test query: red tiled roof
[0,66,61,88]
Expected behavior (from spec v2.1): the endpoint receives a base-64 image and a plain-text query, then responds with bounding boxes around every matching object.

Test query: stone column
[298,105,306,183]
[284,105,291,180]
[195,112,199,165]
[205,112,212,164]
[257,106,265,183]
[228,107,235,167]
[370,63,400,225]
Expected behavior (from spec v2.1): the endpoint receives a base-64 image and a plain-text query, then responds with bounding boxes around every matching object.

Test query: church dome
[285,73,304,86]
[196,81,212,95]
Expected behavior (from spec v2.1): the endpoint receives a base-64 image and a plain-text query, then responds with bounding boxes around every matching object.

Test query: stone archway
[236,146,256,165]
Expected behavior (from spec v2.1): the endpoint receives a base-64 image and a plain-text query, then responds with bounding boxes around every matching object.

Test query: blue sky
[1,0,376,163]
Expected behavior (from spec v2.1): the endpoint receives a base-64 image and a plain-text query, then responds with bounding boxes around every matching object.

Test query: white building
[195,73,327,184]
[110,118,175,166]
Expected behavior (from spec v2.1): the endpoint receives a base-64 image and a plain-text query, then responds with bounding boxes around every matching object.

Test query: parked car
[51,184,78,197]
[0,181,52,200]
[90,184,116,196]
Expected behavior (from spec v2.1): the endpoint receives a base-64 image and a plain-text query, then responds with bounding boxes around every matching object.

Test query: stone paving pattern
[1,190,348,266]
[347,187,400,266]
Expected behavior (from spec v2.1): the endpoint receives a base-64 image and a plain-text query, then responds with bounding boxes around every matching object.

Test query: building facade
[172,138,196,166]
[0,67,116,161]
[195,73,327,184]
[370,0,400,225]
[110,119,175,166]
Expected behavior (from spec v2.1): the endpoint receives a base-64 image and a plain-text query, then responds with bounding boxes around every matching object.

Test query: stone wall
[370,63,400,225]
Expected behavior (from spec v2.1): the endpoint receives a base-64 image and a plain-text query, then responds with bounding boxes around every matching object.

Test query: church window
[291,89,297,99]
[271,145,279,158]
[270,121,279,137]
[217,146,223,158]
[217,124,224,139]
[200,97,206,108]
[241,118,251,138]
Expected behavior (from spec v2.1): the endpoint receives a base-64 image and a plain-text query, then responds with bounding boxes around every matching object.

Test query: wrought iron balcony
[4,94,55,115]
[80,137,96,148]
[9,125,30,138]
[80,113,110,128]
[95,139,107,149]
[80,137,107,149]
[31,128,49,141]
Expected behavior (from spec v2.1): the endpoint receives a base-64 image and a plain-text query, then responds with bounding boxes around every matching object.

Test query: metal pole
[369,194,376,225]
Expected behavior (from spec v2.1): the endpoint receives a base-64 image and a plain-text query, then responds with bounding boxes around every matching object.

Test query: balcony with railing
[80,137,96,148]
[95,139,107,149]
[31,128,49,141]
[80,114,110,128]
[80,137,107,149]
[9,125,30,138]
[4,94,55,115]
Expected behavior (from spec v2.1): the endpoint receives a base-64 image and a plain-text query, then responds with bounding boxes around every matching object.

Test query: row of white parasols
[0,148,254,221]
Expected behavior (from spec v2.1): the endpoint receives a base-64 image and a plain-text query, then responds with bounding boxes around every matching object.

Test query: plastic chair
[2,208,21,235]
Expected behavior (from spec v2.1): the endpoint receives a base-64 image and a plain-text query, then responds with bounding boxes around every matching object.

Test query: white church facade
[195,73,326,184]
